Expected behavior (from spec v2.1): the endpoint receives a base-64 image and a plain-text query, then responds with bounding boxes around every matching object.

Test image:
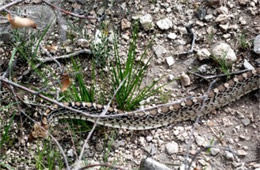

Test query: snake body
[43,68,259,130]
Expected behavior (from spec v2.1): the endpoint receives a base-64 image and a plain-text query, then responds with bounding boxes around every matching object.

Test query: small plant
[62,58,96,103]
[211,53,232,75]
[238,33,249,50]
[111,23,163,111]
[35,141,64,170]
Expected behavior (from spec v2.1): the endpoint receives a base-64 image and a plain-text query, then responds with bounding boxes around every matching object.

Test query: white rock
[253,34,260,54]
[156,18,173,30]
[67,149,74,157]
[93,29,102,44]
[167,32,177,40]
[243,59,254,70]
[140,14,154,31]
[195,135,206,146]
[197,48,211,60]
[224,151,234,160]
[165,56,175,66]
[210,148,220,155]
[180,73,191,86]
[211,42,237,64]
[146,136,153,142]
[237,149,247,156]
[165,141,179,154]
[121,18,131,30]
[77,38,88,47]
[153,45,167,58]
[168,74,175,81]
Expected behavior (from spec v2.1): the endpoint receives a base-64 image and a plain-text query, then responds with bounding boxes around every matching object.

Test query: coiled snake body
[32,68,259,138]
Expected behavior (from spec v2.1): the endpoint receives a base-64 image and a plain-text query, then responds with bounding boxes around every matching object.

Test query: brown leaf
[45,45,58,52]
[7,13,37,29]
[61,73,71,92]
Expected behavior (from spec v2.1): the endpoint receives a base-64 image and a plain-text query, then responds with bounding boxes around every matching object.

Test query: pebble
[156,18,173,30]
[167,32,177,40]
[237,149,247,156]
[241,118,250,126]
[210,42,237,64]
[197,48,211,60]
[140,14,154,31]
[121,18,131,30]
[77,38,88,47]
[165,56,175,67]
[210,148,220,156]
[253,34,260,54]
[165,141,179,154]
[67,149,74,157]
[168,74,174,81]
[180,73,191,87]
[140,158,172,170]
[195,135,206,146]
[146,136,153,142]
[95,143,103,152]
[224,151,234,160]
[153,45,167,58]
[243,59,255,70]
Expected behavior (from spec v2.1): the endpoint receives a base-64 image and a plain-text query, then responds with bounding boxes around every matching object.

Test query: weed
[62,58,96,103]
[211,53,231,75]
[35,141,64,170]
[238,33,249,50]
[111,23,164,111]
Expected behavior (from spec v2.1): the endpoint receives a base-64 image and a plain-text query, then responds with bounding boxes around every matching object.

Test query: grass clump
[238,33,250,50]
[111,23,163,111]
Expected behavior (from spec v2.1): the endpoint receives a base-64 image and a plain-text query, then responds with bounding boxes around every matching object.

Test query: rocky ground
[0,0,260,169]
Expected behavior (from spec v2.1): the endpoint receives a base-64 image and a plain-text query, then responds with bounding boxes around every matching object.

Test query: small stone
[204,14,214,21]
[197,48,211,60]
[239,0,249,5]
[243,59,255,70]
[67,149,73,157]
[167,33,177,40]
[165,141,179,154]
[168,74,174,81]
[237,149,247,156]
[205,0,221,8]
[224,151,234,160]
[210,148,220,156]
[77,0,87,5]
[140,158,172,170]
[121,18,131,30]
[211,42,237,64]
[156,18,173,30]
[77,38,88,47]
[146,136,153,142]
[241,118,250,126]
[140,14,154,31]
[95,143,103,152]
[195,135,206,146]
[93,29,102,45]
[165,56,175,67]
[153,45,167,58]
[198,64,209,73]
[253,34,260,54]
[180,73,191,87]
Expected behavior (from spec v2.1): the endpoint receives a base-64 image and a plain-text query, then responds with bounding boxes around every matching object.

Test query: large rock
[0,5,56,43]
[210,42,237,64]
[140,14,154,31]
[253,34,260,54]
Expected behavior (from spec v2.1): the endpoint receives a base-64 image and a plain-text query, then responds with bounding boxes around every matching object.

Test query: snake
[31,68,259,138]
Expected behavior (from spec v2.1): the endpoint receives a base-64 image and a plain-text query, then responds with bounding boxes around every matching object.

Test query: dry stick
[79,163,125,170]
[20,49,92,79]
[184,79,217,170]
[177,25,196,56]
[43,0,96,19]
[0,0,24,12]
[77,73,129,164]
[188,69,250,80]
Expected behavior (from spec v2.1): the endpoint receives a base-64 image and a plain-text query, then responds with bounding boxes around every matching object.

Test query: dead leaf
[7,13,37,29]
[61,73,71,92]
[45,45,58,52]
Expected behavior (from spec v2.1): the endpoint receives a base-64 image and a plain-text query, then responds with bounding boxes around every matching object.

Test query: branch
[0,0,24,12]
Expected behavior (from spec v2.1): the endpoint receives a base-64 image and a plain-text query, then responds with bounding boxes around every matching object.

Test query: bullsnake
[31,68,259,138]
